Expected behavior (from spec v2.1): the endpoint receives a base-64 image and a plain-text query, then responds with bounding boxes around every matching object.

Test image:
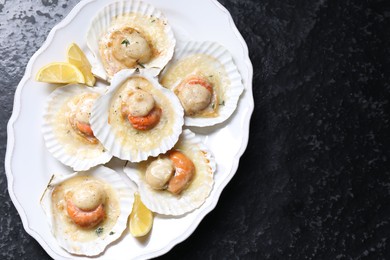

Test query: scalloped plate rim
[4,0,254,259]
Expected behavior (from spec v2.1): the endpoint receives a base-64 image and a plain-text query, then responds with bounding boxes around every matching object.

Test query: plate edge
[5,0,98,259]
[4,0,255,259]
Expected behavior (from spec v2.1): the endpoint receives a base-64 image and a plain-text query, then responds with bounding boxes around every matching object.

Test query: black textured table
[1,0,389,259]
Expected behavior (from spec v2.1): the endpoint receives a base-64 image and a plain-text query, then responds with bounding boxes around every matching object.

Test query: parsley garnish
[95,227,104,236]
[109,231,115,235]
[121,39,130,47]
[219,100,225,106]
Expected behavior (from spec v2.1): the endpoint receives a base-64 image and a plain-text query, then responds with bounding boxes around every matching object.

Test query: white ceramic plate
[5,0,253,259]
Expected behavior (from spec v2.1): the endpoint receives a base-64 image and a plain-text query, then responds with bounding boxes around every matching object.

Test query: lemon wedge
[67,43,96,86]
[129,193,153,237]
[36,62,85,84]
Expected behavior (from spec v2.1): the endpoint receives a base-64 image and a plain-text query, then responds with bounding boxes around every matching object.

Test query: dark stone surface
[1,0,389,259]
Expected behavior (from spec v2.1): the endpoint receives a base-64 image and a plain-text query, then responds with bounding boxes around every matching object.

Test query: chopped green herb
[219,100,225,106]
[209,75,213,78]
[151,19,156,23]
[95,227,104,236]
[119,95,122,98]
[109,231,115,235]
[211,103,215,109]
[121,39,130,47]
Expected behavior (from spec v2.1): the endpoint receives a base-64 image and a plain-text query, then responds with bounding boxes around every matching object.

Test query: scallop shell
[160,41,244,127]
[124,129,216,216]
[91,69,184,162]
[86,0,176,81]
[42,84,112,171]
[40,166,135,256]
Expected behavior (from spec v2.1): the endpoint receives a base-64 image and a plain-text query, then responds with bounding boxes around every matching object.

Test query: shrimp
[128,107,162,131]
[66,197,105,228]
[167,150,195,195]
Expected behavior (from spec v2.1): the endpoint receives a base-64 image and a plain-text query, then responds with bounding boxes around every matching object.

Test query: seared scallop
[40,166,135,256]
[160,41,244,127]
[90,69,183,162]
[124,129,216,216]
[42,84,112,171]
[86,0,176,80]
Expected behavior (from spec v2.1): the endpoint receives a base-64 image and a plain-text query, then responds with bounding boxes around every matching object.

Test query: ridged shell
[86,0,176,81]
[90,69,184,162]
[124,129,216,216]
[40,166,135,256]
[160,41,244,127]
[42,84,112,171]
